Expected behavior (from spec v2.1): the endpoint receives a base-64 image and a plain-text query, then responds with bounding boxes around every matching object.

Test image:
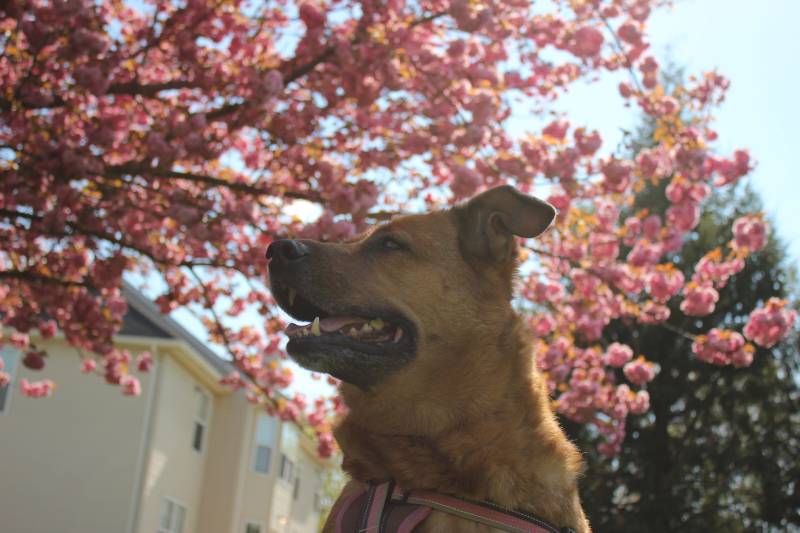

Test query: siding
[0,339,150,533]
[196,393,252,533]
[136,354,210,533]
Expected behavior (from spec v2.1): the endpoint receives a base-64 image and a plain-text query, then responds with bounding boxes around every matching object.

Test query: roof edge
[121,281,237,378]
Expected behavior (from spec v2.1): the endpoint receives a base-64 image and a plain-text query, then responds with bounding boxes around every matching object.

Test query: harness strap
[360,481,393,532]
[391,485,572,533]
[335,481,575,533]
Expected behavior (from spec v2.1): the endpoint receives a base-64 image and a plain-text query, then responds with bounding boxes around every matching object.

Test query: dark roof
[120,281,237,378]
[120,304,171,338]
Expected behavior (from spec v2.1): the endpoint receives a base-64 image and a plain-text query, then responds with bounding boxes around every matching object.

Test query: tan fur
[314,210,591,532]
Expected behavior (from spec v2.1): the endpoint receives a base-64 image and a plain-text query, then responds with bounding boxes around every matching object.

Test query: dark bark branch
[0,269,93,288]
[0,80,198,111]
[105,164,322,202]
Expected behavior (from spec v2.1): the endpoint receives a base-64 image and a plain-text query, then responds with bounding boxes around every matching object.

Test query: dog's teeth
[311,317,321,336]
[370,319,385,330]
[348,327,359,337]
[288,289,296,306]
[393,328,403,343]
[360,323,373,333]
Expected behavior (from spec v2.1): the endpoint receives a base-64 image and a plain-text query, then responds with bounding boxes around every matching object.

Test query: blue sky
[653,0,800,261]
[550,0,799,261]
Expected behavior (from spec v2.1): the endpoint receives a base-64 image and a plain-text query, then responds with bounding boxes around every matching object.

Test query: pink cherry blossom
[574,129,602,156]
[570,26,605,58]
[744,298,797,348]
[602,159,634,192]
[605,343,634,367]
[543,120,570,141]
[692,249,745,288]
[692,329,755,367]
[628,239,663,266]
[666,201,701,233]
[135,352,154,373]
[531,314,556,336]
[450,165,483,199]
[732,215,768,252]
[19,379,56,398]
[120,375,142,396]
[680,282,719,316]
[646,266,685,303]
[639,301,671,324]
[623,357,656,386]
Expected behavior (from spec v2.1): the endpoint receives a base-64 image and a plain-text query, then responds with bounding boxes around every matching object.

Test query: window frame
[252,413,277,475]
[253,444,272,475]
[192,387,210,454]
[0,347,20,415]
[244,521,265,533]
[279,453,294,484]
[293,469,301,500]
[157,497,187,533]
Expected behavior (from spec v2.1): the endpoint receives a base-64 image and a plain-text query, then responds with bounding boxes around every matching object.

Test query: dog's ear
[456,185,557,262]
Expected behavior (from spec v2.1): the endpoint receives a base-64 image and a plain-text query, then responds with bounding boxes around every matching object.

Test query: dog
[267,185,591,532]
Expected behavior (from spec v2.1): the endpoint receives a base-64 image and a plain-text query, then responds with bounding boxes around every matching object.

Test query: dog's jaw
[332,314,592,533]
[270,278,419,389]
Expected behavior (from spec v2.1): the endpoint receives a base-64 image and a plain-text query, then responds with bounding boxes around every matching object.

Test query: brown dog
[267,186,591,532]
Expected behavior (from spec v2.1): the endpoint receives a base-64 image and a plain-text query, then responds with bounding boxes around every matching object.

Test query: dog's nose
[266,239,310,263]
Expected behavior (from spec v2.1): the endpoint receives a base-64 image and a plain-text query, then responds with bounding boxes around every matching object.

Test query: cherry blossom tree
[0,0,795,456]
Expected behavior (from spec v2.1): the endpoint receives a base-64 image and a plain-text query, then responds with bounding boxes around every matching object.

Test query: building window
[244,522,263,533]
[0,348,20,415]
[279,453,294,483]
[293,471,301,500]
[254,445,271,474]
[192,387,210,453]
[158,498,186,533]
[253,413,277,474]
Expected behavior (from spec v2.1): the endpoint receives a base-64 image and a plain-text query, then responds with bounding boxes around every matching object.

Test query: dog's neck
[334,314,589,531]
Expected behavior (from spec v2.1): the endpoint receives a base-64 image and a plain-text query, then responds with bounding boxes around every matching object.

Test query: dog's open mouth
[272,285,417,387]
[286,316,405,344]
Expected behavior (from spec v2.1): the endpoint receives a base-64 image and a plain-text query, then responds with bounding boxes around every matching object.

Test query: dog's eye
[379,236,405,251]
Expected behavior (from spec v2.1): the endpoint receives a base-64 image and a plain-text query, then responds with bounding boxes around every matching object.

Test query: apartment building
[0,285,328,533]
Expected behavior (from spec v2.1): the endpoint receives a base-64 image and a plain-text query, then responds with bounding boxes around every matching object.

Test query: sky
[158,0,800,398]
[549,0,800,261]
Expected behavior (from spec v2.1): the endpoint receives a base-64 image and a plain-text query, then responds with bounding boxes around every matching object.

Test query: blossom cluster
[692,329,755,368]
[744,298,797,348]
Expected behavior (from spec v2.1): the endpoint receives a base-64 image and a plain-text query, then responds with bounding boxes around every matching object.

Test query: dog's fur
[269,186,591,532]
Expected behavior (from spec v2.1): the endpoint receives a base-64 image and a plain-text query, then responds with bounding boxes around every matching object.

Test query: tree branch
[105,164,322,202]
[0,269,94,288]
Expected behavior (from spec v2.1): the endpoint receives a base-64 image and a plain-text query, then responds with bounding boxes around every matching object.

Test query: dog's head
[267,185,556,392]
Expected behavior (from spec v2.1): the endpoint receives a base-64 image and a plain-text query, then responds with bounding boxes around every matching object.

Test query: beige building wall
[0,331,328,533]
[238,410,280,533]
[289,459,323,533]
[265,424,325,533]
[0,339,153,533]
[196,391,253,533]
[136,352,214,533]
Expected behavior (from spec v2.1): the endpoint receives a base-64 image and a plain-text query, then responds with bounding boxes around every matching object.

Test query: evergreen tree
[568,181,800,532]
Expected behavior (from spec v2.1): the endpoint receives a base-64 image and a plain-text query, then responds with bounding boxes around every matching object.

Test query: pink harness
[334,481,577,533]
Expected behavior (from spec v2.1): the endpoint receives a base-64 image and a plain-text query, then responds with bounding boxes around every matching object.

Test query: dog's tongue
[285,316,366,336]
[318,316,367,332]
